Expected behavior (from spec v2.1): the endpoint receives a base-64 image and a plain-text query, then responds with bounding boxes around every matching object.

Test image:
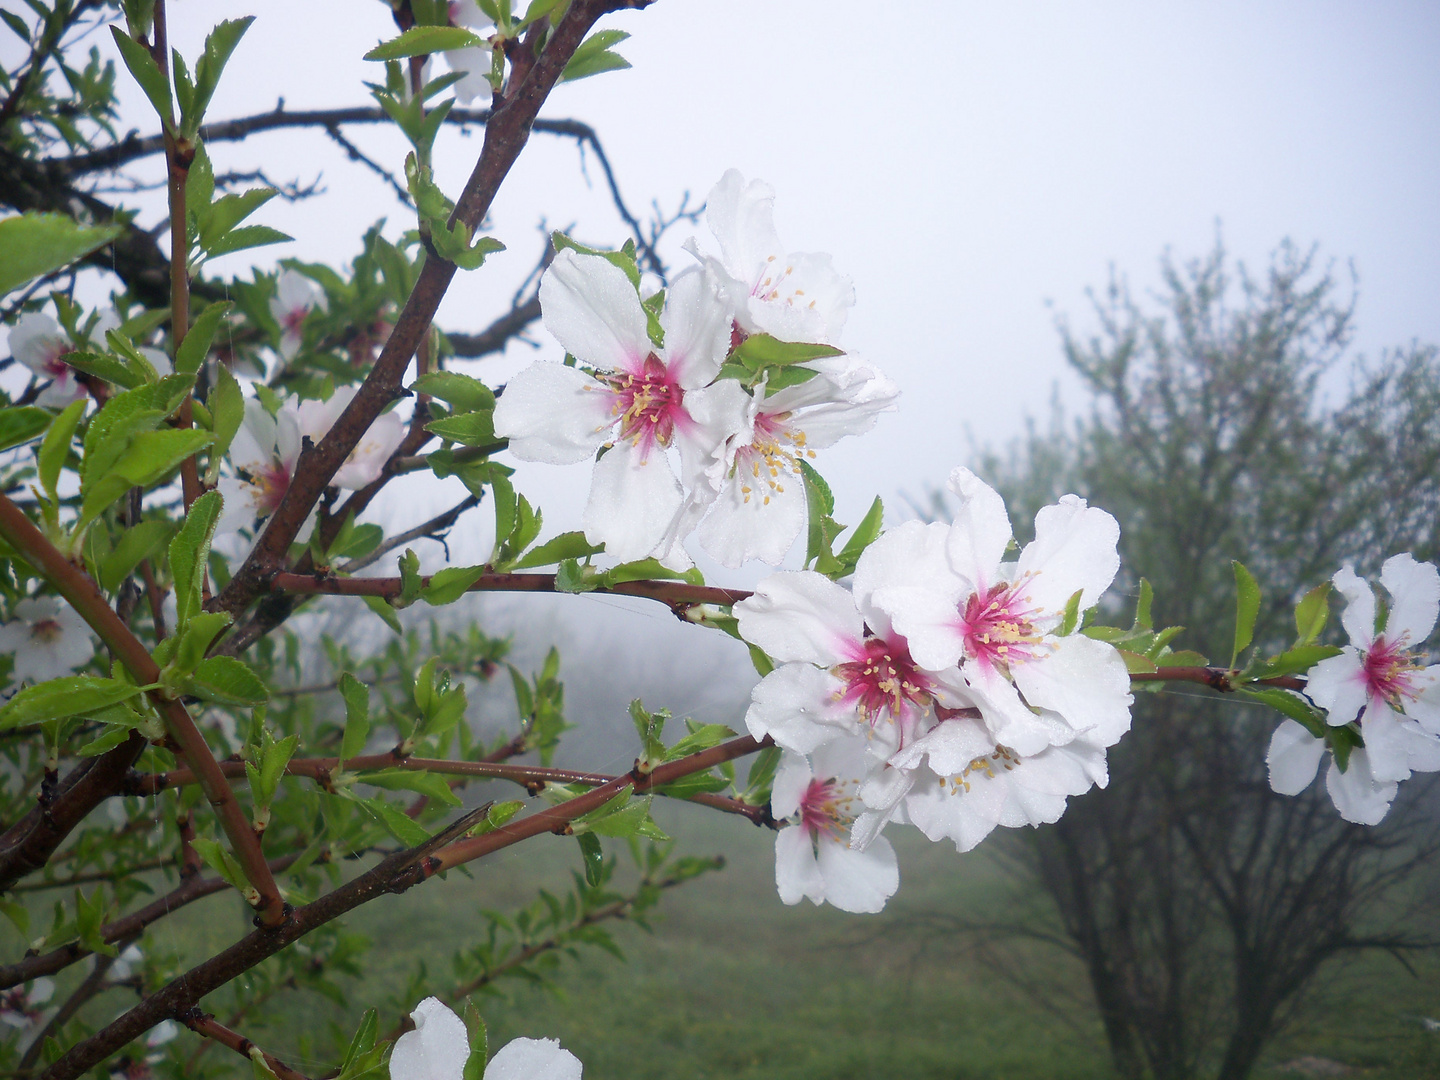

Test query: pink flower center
[41,343,75,379]
[282,306,309,336]
[604,354,689,458]
[1362,635,1421,707]
[241,461,292,519]
[798,776,856,841]
[752,254,819,312]
[960,581,1047,672]
[27,618,63,645]
[735,411,814,507]
[832,636,934,732]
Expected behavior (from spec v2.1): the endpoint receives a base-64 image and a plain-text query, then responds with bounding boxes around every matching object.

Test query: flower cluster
[1267,554,1440,824]
[737,467,1133,912]
[9,308,169,408]
[493,171,897,568]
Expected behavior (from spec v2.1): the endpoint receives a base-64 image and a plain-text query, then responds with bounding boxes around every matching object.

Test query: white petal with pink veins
[1266,720,1325,795]
[1305,649,1368,726]
[539,250,652,374]
[1332,565,1377,650]
[1380,552,1440,645]
[657,267,731,389]
[9,313,68,375]
[581,441,681,564]
[1017,495,1121,616]
[943,468,1013,592]
[1012,635,1133,748]
[493,362,614,465]
[734,570,862,667]
[1324,749,1396,825]
[744,663,858,754]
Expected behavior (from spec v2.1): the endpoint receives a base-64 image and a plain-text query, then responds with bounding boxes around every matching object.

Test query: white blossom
[389,997,581,1080]
[7,310,146,408]
[295,385,406,490]
[493,251,738,565]
[0,597,94,687]
[772,736,899,913]
[685,354,898,567]
[269,270,326,362]
[444,1,493,104]
[688,169,854,345]
[217,397,302,536]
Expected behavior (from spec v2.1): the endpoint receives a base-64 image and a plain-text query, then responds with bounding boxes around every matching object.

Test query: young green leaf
[0,406,53,453]
[109,27,172,127]
[169,489,223,630]
[339,673,370,761]
[1231,561,1261,668]
[38,399,86,500]
[1293,581,1330,646]
[0,213,124,297]
[0,677,144,729]
[174,300,233,375]
[185,656,268,706]
[363,25,486,61]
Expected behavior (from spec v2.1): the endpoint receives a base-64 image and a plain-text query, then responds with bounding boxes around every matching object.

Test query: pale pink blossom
[493,251,739,565]
[217,397,301,535]
[689,170,854,345]
[295,385,405,490]
[0,597,94,686]
[772,736,899,913]
[8,310,132,408]
[389,997,581,1080]
[269,270,326,362]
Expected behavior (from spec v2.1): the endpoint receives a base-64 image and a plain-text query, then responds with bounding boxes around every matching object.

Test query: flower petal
[581,441,682,564]
[696,465,806,568]
[539,249,652,373]
[493,362,614,465]
[658,267,731,389]
[815,833,898,913]
[1016,495,1121,615]
[485,1037,582,1080]
[1305,649,1368,725]
[944,468,1012,592]
[775,825,824,906]
[1266,719,1325,795]
[745,664,858,754]
[1332,565,1376,649]
[1380,552,1440,646]
[390,997,469,1080]
[1324,750,1396,825]
[734,570,862,667]
[1011,635,1133,748]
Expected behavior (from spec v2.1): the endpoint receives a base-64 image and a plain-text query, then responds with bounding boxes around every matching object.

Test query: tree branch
[181,1014,313,1080]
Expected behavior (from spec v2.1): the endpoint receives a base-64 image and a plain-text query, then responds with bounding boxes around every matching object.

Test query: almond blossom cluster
[493,170,897,568]
[736,467,1134,913]
[1267,554,1440,825]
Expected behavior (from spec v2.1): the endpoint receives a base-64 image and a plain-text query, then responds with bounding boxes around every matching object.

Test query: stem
[0,493,287,926]
[38,730,755,1080]
[270,570,751,611]
[182,1015,313,1080]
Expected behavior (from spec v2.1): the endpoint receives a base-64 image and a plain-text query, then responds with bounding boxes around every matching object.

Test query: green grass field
[134,796,1440,1080]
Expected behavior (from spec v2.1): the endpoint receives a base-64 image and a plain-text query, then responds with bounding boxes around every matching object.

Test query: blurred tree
[956,240,1440,1080]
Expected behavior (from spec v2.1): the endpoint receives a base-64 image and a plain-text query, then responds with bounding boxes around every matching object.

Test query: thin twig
[336,495,480,575]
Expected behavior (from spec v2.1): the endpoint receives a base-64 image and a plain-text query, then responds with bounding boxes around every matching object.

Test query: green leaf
[82,428,212,526]
[190,837,254,898]
[733,332,844,369]
[38,399,86,500]
[354,795,432,848]
[168,490,222,630]
[186,656,268,706]
[360,768,462,807]
[422,564,487,606]
[0,213,124,296]
[511,531,604,570]
[1116,649,1158,675]
[109,27,172,127]
[1238,686,1328,738]
[206,365,244,483]
[1231,561,1261,668]
[425,410,497,447]
[1057,588,1085,638]
[0,676,142,729]
[0,406,53,453]
[364,25,486,61]
[832,496,884,575]
[664,723,736,762]
[576,832,604,887]
[560,28,632,82]
[551,231,642,290]
[182,18,254,140]
[396,548,424,608]
[1294,581,1330,646]
[198,189,277,253]
[361,594,402,634]
[172,611,233,674]
[741,744,781,805]
[1245,644,1342,681]
[336,1010,382,1080]
[339,673,370,761]
[175,301,232,375]
[1132,579,1154,631]
[250,1047,282,1080]
[60,349,147,390]
[461,999,488,1080]
[202,224,292,260]
[412,371,495,413]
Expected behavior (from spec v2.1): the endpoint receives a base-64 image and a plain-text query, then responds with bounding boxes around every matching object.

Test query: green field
[134,795,1440,1080]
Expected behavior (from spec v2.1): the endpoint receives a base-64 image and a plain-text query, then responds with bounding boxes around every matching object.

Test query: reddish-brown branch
[38,729,750,1079]
[270,570,751,611]
[210,0,649,623]
[1131,666,1307,692]
[0,493,285,924]
[181,1014,313,1080]
[0,852,303,992]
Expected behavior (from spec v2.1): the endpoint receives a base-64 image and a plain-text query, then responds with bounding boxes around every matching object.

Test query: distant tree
[964,240,1440,1080]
